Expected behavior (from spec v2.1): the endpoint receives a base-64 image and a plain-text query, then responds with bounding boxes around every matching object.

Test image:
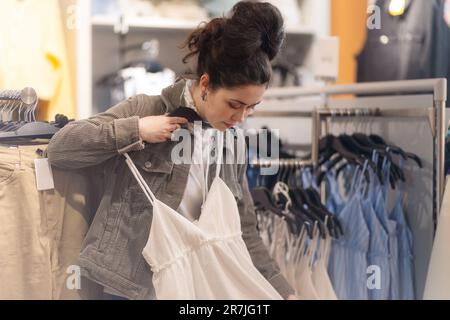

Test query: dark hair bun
[182,1,285,88]
[228,1,285,61]
[182,17,226,63]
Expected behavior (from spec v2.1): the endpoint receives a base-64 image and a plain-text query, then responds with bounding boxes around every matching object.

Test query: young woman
[47,1,296,299]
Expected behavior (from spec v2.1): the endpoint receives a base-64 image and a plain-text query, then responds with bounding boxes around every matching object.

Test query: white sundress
[124,131,282,300]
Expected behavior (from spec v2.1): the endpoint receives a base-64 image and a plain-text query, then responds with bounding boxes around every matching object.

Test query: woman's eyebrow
[230,99,262,106]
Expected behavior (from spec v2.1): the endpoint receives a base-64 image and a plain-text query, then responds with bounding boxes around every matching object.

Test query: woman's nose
[232,108,247,123]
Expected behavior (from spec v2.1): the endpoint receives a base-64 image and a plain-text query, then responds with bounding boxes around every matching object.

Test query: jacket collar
[160,78,188,113]
[159,79,240,159]
[160,78,212,133]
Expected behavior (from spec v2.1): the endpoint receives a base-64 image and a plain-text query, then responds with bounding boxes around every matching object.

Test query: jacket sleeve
[237,161,295,299]
[47,94,161,170]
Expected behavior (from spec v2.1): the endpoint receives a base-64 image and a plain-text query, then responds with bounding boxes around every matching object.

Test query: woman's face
[203,84,266,131]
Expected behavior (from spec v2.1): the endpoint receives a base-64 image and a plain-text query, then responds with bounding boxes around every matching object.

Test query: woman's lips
[224,122,236,128]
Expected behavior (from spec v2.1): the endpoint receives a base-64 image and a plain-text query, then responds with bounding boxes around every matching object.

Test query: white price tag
[34,158,54,191]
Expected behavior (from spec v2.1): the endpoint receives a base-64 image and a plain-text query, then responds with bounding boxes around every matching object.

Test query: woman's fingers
[156,116,186,142]
[166,124,180,132]
[167,117,188,125]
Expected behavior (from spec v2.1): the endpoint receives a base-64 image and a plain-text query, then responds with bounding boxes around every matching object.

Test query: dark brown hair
[181,1,285,90]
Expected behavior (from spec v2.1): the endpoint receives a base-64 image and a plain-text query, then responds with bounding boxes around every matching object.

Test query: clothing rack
[0,87,38,105]
[251,78,447,299]
[0,87,62,140]
[0,87,38,122]
[252,78,447,224]
[311,107,436,166]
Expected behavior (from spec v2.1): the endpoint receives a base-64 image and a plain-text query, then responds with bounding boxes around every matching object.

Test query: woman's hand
[138,115,188,143]
[287,294,300,300]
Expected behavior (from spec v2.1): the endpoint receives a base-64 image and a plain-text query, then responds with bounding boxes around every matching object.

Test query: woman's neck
[190,82,206,120]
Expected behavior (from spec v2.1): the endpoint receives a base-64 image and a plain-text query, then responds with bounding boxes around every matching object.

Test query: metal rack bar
[264,78,446,101]
[312,105,444,221]
[250,158,313,168]
[435,99,446,225]
[0,87,38,105]
[252,78,446,227]
[251,111,313,118]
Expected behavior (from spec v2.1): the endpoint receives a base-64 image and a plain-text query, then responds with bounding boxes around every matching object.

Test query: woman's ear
[199,74,210,93]
[199,73,211,102]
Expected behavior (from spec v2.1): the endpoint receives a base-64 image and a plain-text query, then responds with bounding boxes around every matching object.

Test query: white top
[176,80,246,221]
[177,80,209,221]
[123,135,282,299]
[104,81,206,298]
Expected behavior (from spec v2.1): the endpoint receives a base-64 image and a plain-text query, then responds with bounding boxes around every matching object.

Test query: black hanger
[291,187,331,238]
[323,135,366,166]
[0,121,60,140]
[0,112,65,140]
[287,190,317,238]
[318,135,336,166]
[353,133,401,187]
[54,114,70,128]
[340,134,374,156]
[272,167,315,237]
[0,121,20,132]
[318,135,406,189]
[252,187,299,235]
[283,169,327,238]
[317,154,345,186]
[168,107,207,125]
[269,175,311,237]
[289,160,344,239]
[338,134,383,183]
[304,188,344,238]
[251,187,284,217]
[369,134,407,159]
[369,134,422,168]
[352,133,394,163]
[282,163,292,184]
[335,161,350,181]
[318,135,376,186]
[275,189,312,236]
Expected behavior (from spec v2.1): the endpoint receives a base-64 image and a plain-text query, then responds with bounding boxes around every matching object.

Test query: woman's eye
[228,102,240,109]
[247,106,256,114]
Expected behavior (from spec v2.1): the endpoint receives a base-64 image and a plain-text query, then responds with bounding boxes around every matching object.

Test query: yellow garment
[0,0,75,121]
